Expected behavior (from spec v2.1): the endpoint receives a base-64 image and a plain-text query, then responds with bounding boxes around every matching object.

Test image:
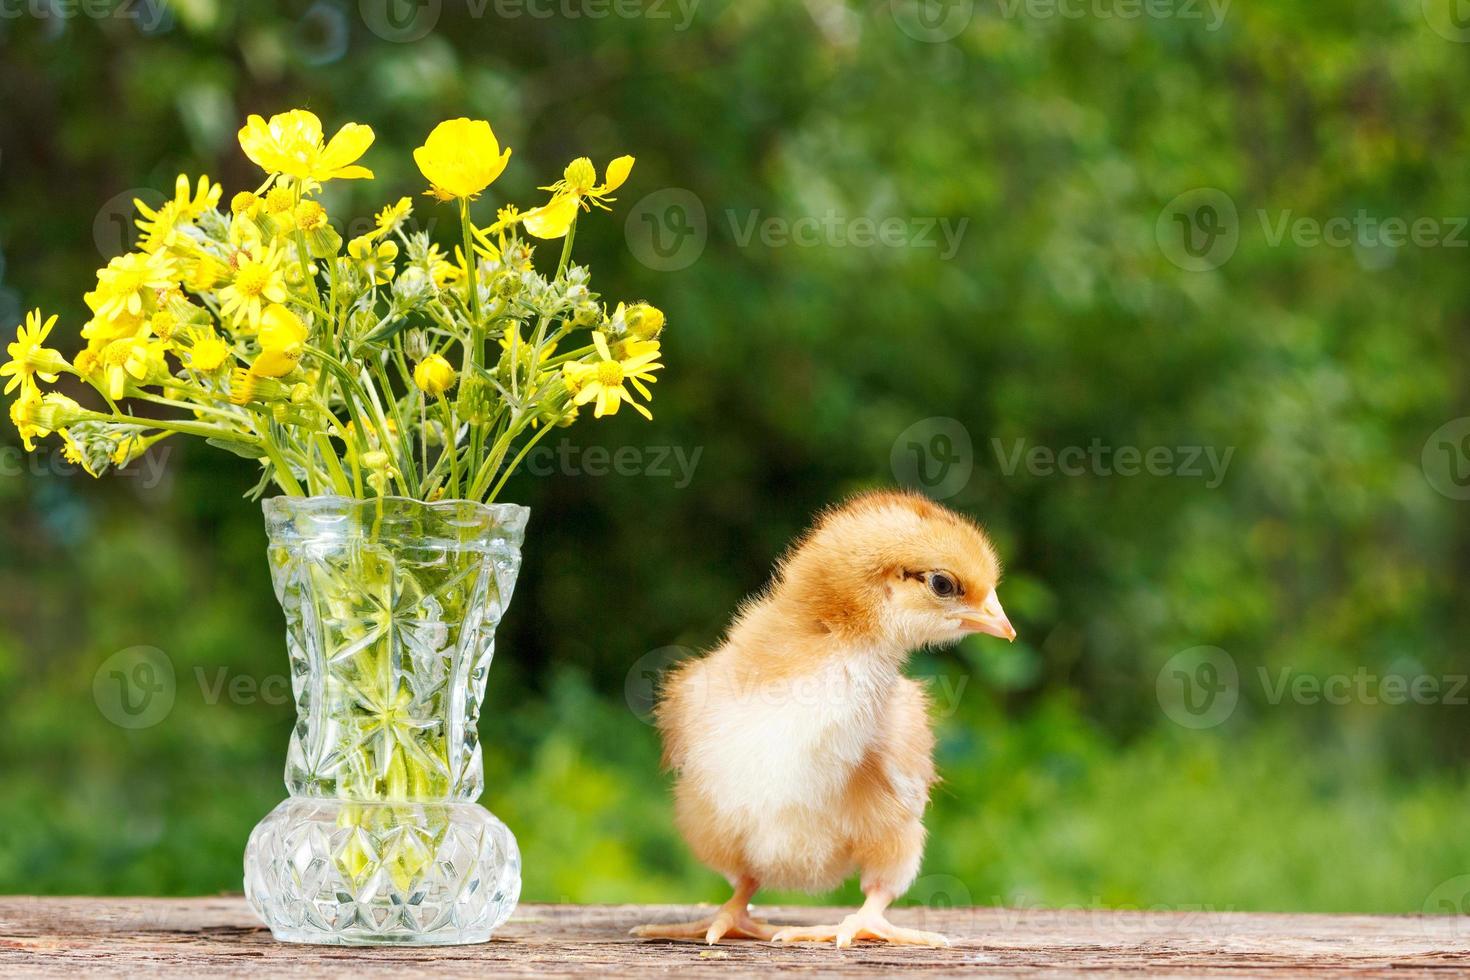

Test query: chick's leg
[772,885,948,948]
[630,876,777,944]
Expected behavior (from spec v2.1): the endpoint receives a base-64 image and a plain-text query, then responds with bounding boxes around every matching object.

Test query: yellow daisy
[87,251,176,324]
[135,174,222,253]
[563,330,661,420]
[99,336,165,400]
[219,243,289,331]
[8,385,46,451]
[1,309,66,395]
[186,329,233,373]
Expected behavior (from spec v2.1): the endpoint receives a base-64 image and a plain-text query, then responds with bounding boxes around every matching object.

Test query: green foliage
[2,0,1469,912]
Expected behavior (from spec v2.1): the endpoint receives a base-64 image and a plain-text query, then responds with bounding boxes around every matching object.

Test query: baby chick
[632,490,1015,948]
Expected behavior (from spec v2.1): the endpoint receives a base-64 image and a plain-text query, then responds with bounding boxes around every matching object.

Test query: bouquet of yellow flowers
[3,109,665,504]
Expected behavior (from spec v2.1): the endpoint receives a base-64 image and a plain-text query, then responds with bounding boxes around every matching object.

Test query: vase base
[244,798,520,946]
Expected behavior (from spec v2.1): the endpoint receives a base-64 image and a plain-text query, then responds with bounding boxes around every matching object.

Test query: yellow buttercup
[413,118,512,201]
[238,109,375,183]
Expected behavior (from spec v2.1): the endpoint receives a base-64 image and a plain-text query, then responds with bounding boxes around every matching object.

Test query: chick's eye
[928,572,958,598]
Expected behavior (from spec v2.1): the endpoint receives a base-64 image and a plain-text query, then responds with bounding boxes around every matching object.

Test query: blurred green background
[3,0,1470,915]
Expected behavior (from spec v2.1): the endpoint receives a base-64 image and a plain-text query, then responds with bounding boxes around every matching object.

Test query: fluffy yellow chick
[633,490,1015,947]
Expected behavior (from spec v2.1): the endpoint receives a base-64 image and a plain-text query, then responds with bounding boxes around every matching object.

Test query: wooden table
[1,898,1467,976]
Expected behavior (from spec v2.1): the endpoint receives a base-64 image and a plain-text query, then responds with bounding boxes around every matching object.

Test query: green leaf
[207,437,267,459]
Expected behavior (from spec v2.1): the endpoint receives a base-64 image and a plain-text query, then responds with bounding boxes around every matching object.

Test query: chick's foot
[630,908,778,944]
[773,910,949,949]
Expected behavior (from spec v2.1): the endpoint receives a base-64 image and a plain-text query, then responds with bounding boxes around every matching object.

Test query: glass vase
[243,495,529,945]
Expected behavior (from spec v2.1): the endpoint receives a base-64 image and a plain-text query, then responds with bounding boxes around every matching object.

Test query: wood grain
[1,898,1468,976]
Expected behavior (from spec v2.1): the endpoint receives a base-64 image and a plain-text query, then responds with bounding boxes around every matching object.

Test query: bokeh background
[3,0,1470,915]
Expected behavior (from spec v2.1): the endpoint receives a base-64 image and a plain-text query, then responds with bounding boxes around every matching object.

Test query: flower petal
[521,193,579,239]
[321,122,375,171]
[601,155,634,193]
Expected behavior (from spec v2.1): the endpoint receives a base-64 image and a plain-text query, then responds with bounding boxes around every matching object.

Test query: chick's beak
[958,591,1016,642]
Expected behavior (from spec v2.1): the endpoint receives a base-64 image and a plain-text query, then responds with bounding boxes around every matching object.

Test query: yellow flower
[2,309,66,395]
[412,353,457,397]
[231,191,260,215]
[135,174,222,253]
[348,235,398,284]
[614,301,665,339]
[219,243,289,330]
[541,155,633,211]
[413,118,512,200]
[8,385,46,450]
[264,185,295,216]
[86,251,176,324]
[294,200,327,232]
[186,329,232,372]
[185,254,227,293]
[563,330,662,420]
[251,303,308,377]
[73,343,103,382]
[150,309,181,342]
[490,204,522,235]
[425,243,458,288]
[238,109,375,183]
[522,155,634,239]
[374,197,413,238]
[99,336,165,399]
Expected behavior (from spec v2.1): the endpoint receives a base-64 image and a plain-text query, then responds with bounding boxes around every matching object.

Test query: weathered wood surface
[1,897,1468,977]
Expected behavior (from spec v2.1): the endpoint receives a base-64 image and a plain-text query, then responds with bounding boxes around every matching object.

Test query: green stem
[256,421,305,496]
[484,417,557,504]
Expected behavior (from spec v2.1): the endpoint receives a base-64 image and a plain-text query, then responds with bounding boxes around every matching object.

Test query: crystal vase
[243,495,529,945]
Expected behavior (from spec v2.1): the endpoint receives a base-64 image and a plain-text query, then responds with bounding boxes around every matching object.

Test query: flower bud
[34,393,90,430]
[625,302,665,340]
[413,353,457,397]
